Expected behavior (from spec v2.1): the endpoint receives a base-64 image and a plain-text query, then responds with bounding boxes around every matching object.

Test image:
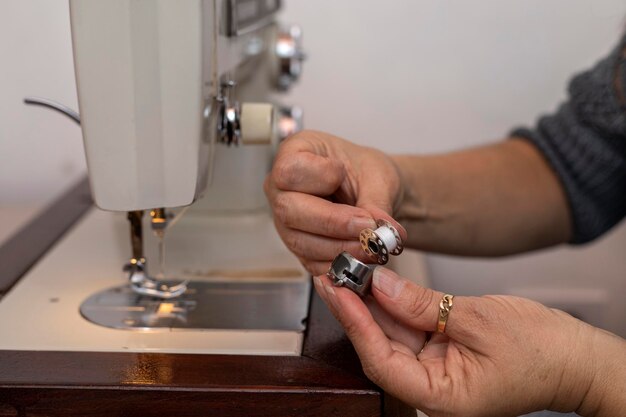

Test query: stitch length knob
[359,219,403,265]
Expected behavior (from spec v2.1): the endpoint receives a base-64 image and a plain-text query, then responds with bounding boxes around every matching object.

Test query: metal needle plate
[80,280,310,331]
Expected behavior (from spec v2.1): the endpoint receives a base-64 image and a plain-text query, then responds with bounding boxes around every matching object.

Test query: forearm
[392,138,572,256]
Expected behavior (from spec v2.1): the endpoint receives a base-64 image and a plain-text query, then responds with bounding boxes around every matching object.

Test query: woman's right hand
[313,267,626,417]
[264,130,407,275]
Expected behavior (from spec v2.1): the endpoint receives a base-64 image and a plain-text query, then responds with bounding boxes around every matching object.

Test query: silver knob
[217,97,242,146]
[275,25,306,91]
[218,99,279,146]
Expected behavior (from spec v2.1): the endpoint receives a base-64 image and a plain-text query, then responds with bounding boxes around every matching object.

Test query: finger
[371,267,479,344]
[270,191,376,239]
[364,296,427,355]
[275,223,364,261]
[299,259,330,276]
[271,151,345,196]
[313,274,431,405]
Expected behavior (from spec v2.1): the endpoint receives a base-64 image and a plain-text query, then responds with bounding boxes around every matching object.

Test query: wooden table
[0,178,415,417]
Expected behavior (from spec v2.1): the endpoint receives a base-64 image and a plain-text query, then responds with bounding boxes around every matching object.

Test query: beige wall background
[1,1,625,336]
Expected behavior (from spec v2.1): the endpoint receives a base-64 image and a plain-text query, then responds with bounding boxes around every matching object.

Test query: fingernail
[324,282,336,296]
[313,276,339,309]
[373,267,404,298]
[395,222,408,238]
[313,276,322,290]
[350,217,376,235]
[322,281,339,309]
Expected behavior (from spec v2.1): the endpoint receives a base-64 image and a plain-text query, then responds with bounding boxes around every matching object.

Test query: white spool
[374,226,398,253]
[240,102,276,145]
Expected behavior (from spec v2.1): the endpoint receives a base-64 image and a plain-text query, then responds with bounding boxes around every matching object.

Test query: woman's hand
[266,132,571,264]
[313,268,626,417]
[265,130,407,275]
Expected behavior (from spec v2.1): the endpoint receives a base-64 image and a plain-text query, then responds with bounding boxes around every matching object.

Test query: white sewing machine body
[71,1,208,211]
[71,0,290,212]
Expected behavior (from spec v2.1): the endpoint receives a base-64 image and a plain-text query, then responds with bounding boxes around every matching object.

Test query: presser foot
[124,258,188,299]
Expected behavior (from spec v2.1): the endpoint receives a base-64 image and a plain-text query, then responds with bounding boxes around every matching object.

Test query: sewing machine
[0,0,309,354]
[0,1,425,414]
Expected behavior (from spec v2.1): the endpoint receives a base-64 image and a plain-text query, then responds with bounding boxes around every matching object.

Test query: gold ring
[437,294,454,333]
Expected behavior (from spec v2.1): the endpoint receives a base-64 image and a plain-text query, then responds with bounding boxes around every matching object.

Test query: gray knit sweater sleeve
[512,35,626,244]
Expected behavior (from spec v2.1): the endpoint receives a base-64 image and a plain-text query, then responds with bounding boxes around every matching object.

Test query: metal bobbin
[359,219,403,265]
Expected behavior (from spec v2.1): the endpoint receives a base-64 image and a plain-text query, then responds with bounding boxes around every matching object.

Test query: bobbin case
[327,252,375,297]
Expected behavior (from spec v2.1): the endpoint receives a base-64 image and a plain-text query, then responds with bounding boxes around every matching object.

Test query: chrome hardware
[218,80,277,147]
[217,81,242,146]
[124,258,188,299]
[218,99,242,145]
[275,25,305,91]
[360,219,404,265]
[327,252,375,297]
[124,210,188,299]
[150,208,170,237]
[123,257,189,299]
[277,105,303,141]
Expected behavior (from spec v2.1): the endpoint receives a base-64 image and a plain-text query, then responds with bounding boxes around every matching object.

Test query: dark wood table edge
[0,177,414,416]
[0,176,92,297]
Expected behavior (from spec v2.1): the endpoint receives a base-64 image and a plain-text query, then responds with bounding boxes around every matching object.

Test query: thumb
[371,266,479,343]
